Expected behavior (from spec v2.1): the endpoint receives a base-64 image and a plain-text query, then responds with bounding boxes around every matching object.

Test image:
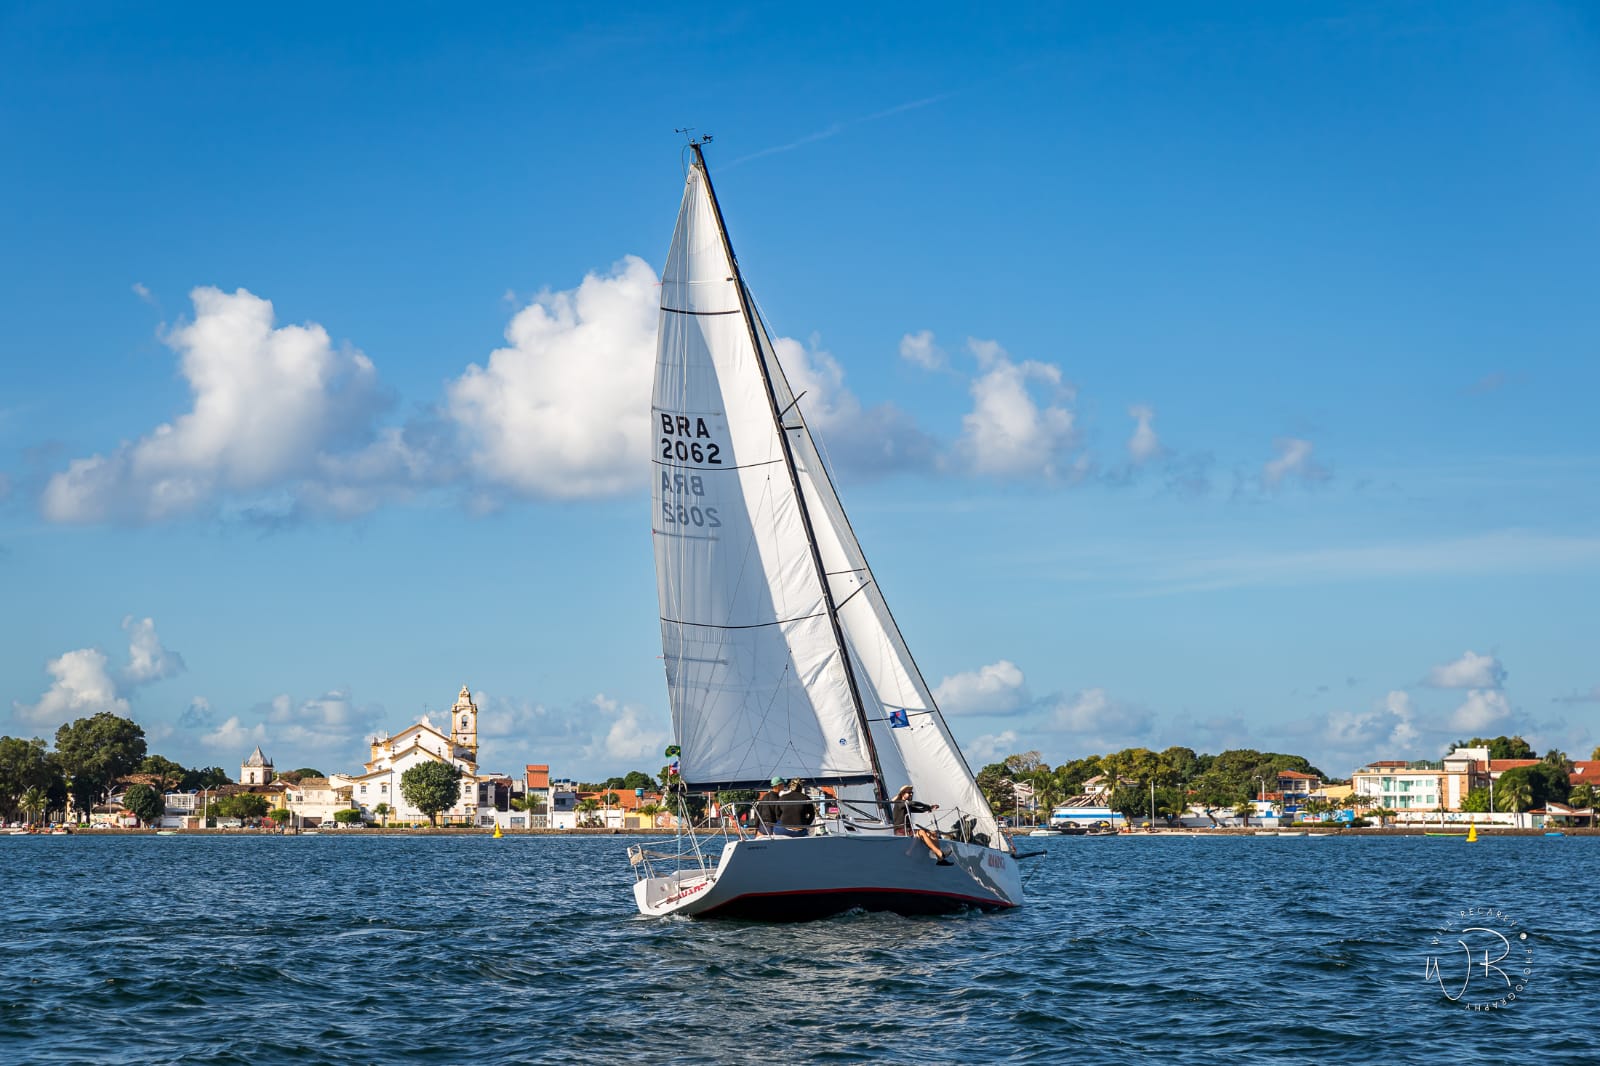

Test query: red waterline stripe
[709,885,1018,909]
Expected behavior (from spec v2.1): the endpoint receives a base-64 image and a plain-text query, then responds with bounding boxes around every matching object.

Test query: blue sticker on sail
[888,708,909,728]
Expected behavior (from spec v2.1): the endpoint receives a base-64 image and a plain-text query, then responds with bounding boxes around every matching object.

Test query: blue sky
[3,2,1596,782]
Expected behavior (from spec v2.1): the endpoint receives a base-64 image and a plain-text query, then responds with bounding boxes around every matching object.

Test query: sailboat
[629,140,1022,920]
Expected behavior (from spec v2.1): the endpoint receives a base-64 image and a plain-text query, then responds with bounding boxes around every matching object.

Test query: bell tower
[450,685,478,758]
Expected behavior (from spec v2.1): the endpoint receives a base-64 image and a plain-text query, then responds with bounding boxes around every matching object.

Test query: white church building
[341,685,496,826]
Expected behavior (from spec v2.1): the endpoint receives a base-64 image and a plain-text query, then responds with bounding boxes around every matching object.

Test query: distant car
[318,820,338,829]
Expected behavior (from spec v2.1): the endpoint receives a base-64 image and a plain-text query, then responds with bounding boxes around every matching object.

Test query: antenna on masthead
[674,126,714,148]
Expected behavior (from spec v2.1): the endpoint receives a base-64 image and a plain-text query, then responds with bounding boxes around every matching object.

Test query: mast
[688,142,889,811]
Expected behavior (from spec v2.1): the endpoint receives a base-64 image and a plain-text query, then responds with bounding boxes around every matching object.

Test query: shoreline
[16,825,1597,838]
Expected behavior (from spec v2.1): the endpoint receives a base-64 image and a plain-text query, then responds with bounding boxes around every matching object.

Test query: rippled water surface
[3,833,1595,1064]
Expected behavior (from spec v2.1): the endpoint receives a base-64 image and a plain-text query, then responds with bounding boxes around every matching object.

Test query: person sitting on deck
[752,778,785,835]
[893,784,953,864]
[776,779,816,837]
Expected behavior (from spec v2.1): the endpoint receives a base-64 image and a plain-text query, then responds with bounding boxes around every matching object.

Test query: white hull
[633,833,1022,920]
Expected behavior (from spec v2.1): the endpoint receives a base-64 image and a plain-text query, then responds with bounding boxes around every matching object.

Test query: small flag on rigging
[888,708,909,728]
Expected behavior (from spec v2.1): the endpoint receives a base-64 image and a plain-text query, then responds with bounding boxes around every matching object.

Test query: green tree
[269,808,292,828]
[190,767,232,789]
[1108,784,1150,827]
[216,792,270,822]
[575,797,602,827]
[55,713,147,817]
[1541,749,1574,777]
[122,783,164,827]
[1449,735,1535,760]
[1567,782,1594,810]
[1460,787,1491,813]
[1053,756,1102,797]
[1498,777,1534,814]
[0,736,57,822]
[1232,800,1254,827]
[19,786,48,827]
[1495,764,1569,811]
[400,762,462,827]
[975,763,1016,815]
[373,802,392,826]
[333,808,364,825]
[137,755,190,792]
[620,770,655,791]
[1156,746,1200,788]
[290,767,323,779]
[1154,786,1188,826]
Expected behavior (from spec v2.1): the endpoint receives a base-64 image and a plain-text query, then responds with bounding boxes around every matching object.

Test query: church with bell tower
[338,683,493,826]
[449,685,478,758]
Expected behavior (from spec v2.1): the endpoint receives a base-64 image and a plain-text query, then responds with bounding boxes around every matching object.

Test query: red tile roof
[1278,771,1317,779]
[1488,759,1542,772]
[526,764,550,789]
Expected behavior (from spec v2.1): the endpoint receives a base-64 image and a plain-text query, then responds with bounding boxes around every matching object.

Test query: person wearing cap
[893,784,952,864]
[776,778,816,837]
[752,777,785,834]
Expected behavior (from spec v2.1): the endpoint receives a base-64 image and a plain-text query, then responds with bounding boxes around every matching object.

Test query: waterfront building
[281,776,349,827]
[343,685,498,826]
[1351,760,1443,813]
[240,746,273,786]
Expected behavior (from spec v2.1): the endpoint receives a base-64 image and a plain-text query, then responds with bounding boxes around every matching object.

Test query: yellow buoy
[492,825,503,838]
[1466,824,1477,842]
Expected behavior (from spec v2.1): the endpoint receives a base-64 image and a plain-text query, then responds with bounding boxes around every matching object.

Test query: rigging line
[652,456,784,473]
[656,611,825,627]
[659,307,741,317]
[832,579,872,612]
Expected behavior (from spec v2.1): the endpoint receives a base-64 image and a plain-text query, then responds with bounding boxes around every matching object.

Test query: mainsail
[652,147,1004,848]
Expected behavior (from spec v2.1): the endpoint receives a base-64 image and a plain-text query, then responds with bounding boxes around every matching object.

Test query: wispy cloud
[727,92,956,167]
[1041,530,1600,597]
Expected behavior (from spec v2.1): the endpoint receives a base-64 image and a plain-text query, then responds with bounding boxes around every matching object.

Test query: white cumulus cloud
[772,336,937,475]
[1051,687,1151,736]
[1127,405,1160,464]
[933,660,1030,716]
[121,616,185,685]
[1427,650,1506,690]
[963,730,1018,764]
[447,256,660,499]
[586,694,669,764]
[43,287,387,523]
[899,329,945,370]
[12,648,130,727]
[957,339,1077,478]
[1451,689,1512,732]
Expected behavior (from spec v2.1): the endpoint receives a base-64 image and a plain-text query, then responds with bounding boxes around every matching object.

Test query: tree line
[0,712,235,826]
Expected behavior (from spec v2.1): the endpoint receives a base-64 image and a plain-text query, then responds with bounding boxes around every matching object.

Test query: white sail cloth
[651,159,1005,849]
[653,166,875,789]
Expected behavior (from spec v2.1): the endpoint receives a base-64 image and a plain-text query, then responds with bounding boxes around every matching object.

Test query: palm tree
[19,787,46,828]
[373,802,391,827]
[1501,779,1533,816]
[637,802,666,829]
[576,798,601,828]
[1232,800,1253,828]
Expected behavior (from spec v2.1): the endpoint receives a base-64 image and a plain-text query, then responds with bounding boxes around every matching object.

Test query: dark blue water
[2,833,1594,1064]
